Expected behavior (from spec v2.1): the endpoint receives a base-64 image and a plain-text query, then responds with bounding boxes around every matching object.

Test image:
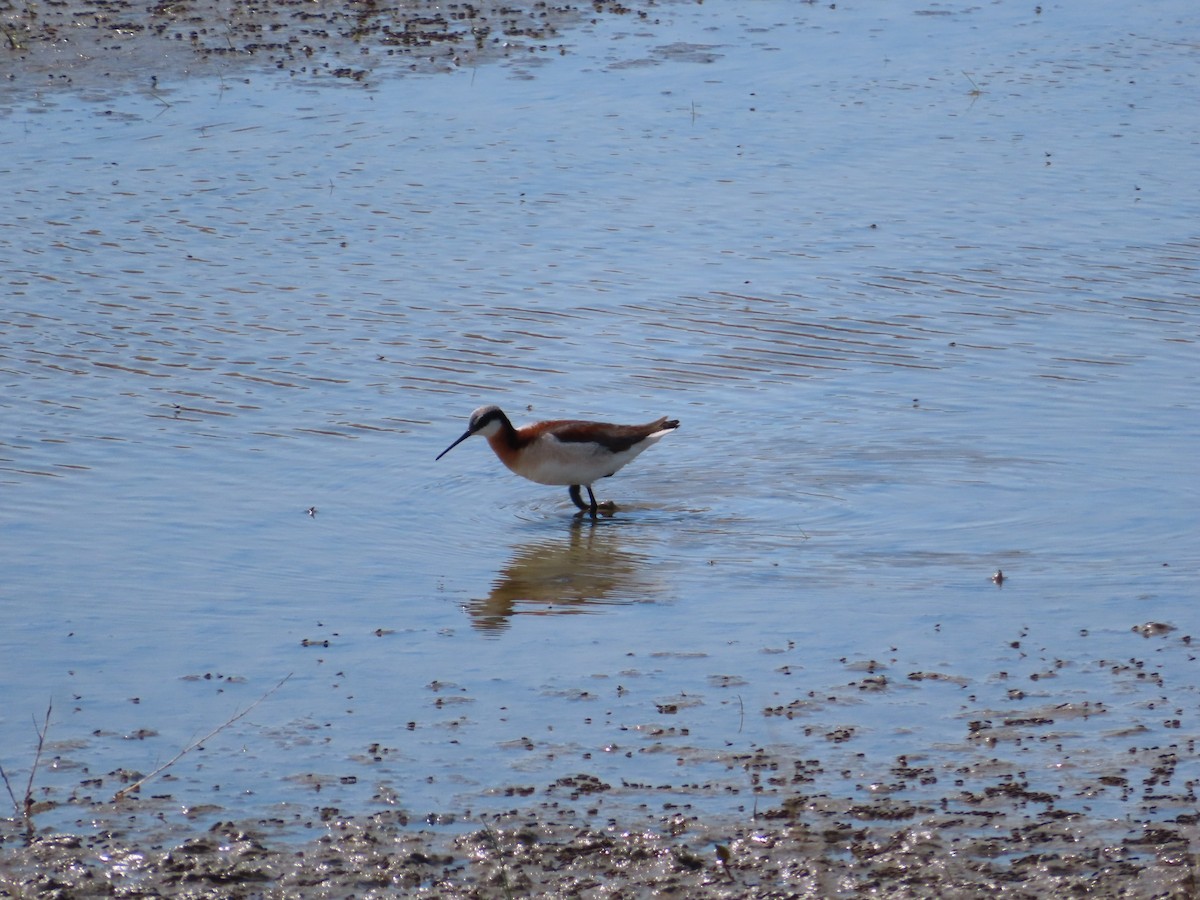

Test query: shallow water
[2,0,1198,852]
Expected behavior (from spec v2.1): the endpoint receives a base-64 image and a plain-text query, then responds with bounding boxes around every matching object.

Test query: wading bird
[436,405,679,515]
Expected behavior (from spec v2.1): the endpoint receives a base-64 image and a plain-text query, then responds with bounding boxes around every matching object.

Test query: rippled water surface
[2,0,1198,843]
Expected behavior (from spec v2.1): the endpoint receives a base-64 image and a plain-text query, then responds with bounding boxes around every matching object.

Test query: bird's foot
[569,485,618,517]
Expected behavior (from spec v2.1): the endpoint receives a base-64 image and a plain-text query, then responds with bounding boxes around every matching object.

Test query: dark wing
[545,417,679,453]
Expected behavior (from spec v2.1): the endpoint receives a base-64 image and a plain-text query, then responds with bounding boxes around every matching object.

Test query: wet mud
[1,0,667,94]
[4,626,1198,898]
[2,763,1197,898]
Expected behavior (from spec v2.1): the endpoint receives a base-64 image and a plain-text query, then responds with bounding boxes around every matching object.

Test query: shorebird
[436,405,680,515]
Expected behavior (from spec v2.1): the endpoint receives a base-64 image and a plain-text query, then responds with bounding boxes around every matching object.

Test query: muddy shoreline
[4,699,1198,899]
[1,0,674,97]
[2,770,1196,898]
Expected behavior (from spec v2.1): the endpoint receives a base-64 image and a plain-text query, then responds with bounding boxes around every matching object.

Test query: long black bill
[436,428,474,460]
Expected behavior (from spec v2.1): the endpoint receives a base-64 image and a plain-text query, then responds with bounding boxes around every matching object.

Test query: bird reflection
[468,519,653,633]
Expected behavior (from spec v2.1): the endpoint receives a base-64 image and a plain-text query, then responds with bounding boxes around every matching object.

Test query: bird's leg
[568,484,591,512]
[569,485,610,517]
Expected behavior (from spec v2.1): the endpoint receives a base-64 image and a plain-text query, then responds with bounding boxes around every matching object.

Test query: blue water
[1,0,1197,840]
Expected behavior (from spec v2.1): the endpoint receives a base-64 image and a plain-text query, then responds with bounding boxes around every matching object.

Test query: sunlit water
[2,0,1198,843]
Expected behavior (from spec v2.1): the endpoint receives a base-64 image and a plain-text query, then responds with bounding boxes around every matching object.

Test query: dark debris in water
[1134,621,1177,638]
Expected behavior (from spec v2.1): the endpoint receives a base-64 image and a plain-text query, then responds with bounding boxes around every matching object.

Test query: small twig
[736,693,744,734]
[0,763,21,819]
[148,88,173,109]
[715,842,736,883]
[0,700,52,831]
[112,674,292,802]
[2,24,25,51]
[23,703,52,821]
